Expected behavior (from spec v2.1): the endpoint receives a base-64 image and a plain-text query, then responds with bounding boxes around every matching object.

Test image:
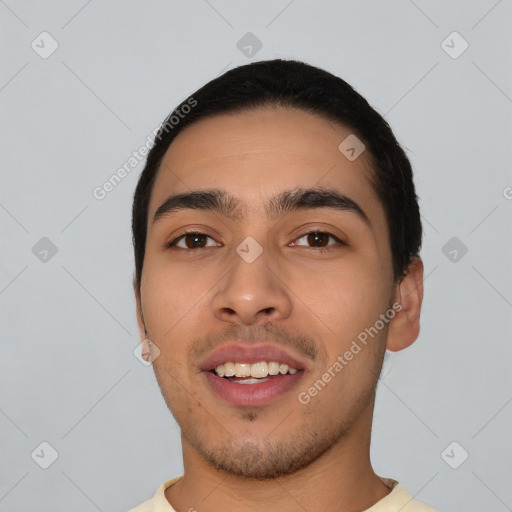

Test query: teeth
[213,361,299,378]
[251,362,268,378]
[268,361,280,375]
[235,378,271,385]
[234,363,251,378]
[224,361,235,377]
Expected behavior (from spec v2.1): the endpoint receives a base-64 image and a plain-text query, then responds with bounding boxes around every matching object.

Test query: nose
[211,245,293,326]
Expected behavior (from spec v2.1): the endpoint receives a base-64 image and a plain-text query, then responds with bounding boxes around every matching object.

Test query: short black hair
[132,59,422,289]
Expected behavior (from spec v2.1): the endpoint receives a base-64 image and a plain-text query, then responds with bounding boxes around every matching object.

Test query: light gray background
[1,1,511,511]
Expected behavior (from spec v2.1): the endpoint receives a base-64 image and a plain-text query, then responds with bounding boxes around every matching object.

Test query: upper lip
[199,343,309,372]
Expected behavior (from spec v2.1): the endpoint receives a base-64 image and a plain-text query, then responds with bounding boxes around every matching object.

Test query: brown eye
[293,231,344,249]
[307,232,329,247]
[183,233,208,248]
[167,232,219,250]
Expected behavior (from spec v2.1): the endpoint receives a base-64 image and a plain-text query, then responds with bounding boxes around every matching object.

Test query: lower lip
[204,371,304,407]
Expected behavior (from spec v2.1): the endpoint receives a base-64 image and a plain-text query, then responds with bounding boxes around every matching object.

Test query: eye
[292,230,345,250]
[166,231,220,250]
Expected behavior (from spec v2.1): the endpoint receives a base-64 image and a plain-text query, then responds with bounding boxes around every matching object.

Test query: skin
[134,106,424,512]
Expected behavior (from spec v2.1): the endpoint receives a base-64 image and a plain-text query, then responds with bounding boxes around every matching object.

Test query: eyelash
[165,229,345,252]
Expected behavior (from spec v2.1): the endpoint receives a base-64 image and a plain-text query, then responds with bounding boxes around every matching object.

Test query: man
[129,59,436,511]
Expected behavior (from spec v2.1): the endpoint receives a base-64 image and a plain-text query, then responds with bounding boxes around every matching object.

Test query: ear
[133,278,147,341]
[386,257,424,352]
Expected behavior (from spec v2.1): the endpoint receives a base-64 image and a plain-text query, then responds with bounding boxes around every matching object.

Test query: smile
[214,361,299,379]
[200,343,309,407]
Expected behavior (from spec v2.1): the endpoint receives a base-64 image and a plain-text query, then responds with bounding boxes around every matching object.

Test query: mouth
[200,344,308,407]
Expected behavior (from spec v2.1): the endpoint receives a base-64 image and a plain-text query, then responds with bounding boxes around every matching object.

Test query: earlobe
[386,257,424,352]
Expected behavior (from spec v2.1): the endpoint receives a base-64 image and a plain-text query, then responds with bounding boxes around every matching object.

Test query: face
[137,106,401,479]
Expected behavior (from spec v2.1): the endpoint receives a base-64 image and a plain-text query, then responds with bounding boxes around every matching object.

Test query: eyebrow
[153,188,371,227]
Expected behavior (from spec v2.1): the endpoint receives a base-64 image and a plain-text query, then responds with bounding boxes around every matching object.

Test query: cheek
[291,261,389,338]
[141,257,210,331]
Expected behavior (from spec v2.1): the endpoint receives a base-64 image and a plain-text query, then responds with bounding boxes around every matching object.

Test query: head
[132,59,424,479]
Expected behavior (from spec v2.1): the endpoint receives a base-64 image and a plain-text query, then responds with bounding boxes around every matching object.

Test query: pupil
[186,234,206,248]
[308,232,327,247]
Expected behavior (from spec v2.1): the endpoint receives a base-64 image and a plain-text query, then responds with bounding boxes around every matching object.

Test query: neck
[165,401,391,512]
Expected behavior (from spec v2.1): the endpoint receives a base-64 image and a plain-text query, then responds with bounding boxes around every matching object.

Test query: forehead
[148,107,385,230]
